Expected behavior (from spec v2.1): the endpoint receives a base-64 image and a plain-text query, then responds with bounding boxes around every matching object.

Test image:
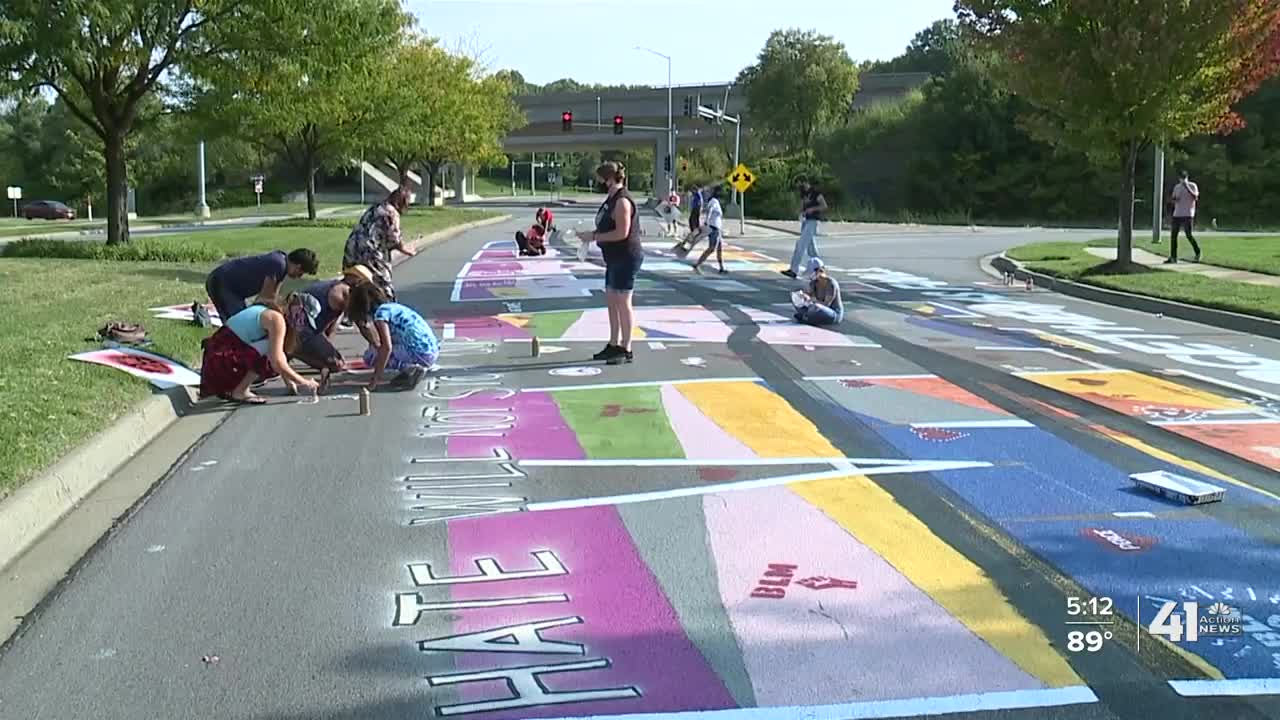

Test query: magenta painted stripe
[447,390,586,460]
[433,315,531,341]
[702,486,1044,705]
[445,506,737,719]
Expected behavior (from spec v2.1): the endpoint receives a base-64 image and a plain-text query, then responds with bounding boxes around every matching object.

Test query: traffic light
[561,111,573,132]
[613,115,624,135]
[663,155,671,173]
[682,96,693,117]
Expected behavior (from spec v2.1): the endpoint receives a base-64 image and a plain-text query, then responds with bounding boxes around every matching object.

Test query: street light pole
[636,46,674,194]
[195,140,210,219]
[1152,145,1165,244]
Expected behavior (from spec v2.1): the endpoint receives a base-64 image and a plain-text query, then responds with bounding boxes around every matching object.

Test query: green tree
[957,0,1280,264]
[872,19,964,76]
[189,0,408,219]
[737,29,860,154]
[370,40,522,205]
[0,0,253,243]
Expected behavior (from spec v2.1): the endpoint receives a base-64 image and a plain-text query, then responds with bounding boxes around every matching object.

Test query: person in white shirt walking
[1168,170,1202,263]
[691,185,727,274]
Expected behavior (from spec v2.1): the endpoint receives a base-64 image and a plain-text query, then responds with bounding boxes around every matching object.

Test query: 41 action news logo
[1149,601,1244,642]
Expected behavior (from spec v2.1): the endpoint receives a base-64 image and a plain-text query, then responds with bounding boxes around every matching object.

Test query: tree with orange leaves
[956,0,1280,265]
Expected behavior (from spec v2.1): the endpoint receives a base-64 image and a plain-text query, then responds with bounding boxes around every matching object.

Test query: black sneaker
[781,270,798,279]
[592,344,621,361]
[607,349,634,365]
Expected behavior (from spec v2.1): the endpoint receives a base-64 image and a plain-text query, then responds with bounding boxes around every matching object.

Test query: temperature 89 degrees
[1067,629,1112,653]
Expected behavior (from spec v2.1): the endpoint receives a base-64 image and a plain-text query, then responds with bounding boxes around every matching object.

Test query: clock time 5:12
[1067,596,1114,616]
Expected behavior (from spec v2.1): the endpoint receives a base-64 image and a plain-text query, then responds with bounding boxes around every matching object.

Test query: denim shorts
[604,253,643,291]
[706,226,722,248]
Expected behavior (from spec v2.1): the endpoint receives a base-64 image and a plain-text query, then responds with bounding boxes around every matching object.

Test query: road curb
[396,213,511,264]
[992,253,1280,341]
[0,385,198,571]
[745,220,800,236]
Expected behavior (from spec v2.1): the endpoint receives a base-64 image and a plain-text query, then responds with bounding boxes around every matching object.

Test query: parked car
[21,200,76,220]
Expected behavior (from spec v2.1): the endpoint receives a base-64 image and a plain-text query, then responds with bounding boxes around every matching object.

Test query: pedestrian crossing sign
[728,163,756,193]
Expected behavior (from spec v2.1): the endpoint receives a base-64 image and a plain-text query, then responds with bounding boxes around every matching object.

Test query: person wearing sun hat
[286,264,378,391]
[793,257,843,327]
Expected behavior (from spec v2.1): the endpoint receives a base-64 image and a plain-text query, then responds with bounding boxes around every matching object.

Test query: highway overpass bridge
[504,73,929,195]
[358,73,928,201]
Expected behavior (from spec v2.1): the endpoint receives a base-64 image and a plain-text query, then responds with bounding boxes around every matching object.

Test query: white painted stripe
[442,323,455,340]
[1164,369,1280,403]
[802,374,936,381]
[520,377,763,393]
[908,419,1034,429]
[1168,679,1280,697]
[1113,511,1157,518]
[926,302,983,318]
[974,346,1041,351]
[519,457,943,468]
[1015,368,1118,376]
[526,460,993,511]
[455,261,473,280]
[540,686,1098,720]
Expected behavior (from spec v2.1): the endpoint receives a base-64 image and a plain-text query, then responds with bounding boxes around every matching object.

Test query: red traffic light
[562,111,572,122]
[613,114,624,135]
[561,111,573,131]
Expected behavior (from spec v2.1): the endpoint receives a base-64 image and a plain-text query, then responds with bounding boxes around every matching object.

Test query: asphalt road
[2,210,1280,720]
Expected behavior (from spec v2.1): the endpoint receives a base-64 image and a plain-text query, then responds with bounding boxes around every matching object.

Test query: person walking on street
[674,185,704,256]
[782,180,827,279]
[691,185,727,274]
[204,248,319,325]
[343,186,417,300]
[1168,170,1202,263]
[587,161,643,365]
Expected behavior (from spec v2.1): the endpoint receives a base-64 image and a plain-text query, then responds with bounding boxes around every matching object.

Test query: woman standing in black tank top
[587,161,643,365]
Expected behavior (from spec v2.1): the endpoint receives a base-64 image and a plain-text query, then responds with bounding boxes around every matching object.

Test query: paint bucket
[531,336,541,357]
[359,388,371,416]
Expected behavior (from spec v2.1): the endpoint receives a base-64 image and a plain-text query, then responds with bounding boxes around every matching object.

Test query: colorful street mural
[435,307,872,348]
[397,373,1093,719]
[805,372,1280,681]
[1022,370,1280,471]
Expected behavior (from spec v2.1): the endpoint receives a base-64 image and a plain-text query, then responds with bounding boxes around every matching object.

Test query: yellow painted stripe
[791,476,1083,687]
[676,381,838,458]
[1097,426,1280,504]
[1034,332,1110,354]
[1027,370,1252,411]
[678,379,1081,687]
[915,305,937,315]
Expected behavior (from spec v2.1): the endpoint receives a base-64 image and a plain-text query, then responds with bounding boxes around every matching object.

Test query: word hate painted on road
[847,268,1280,387]
[394,550,641,717]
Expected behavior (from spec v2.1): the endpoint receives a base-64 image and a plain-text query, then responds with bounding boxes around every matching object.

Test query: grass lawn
[1091,235,1280,276]
[0,206,500,500]
[1007,241,1280,321]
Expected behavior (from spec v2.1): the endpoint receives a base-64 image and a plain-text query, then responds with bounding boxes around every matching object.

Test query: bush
[0,237,224,263]
[747,155,841,220]
[260,218,353,229]
[209,187,276,209]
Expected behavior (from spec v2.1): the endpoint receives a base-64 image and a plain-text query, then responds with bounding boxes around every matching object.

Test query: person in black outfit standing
[586,161,643,365]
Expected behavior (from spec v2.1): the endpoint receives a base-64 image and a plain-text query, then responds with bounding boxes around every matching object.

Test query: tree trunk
[1115,141,1139,266]
[305,158,318,220]
[424,162,439,206]
[104,132,130,245]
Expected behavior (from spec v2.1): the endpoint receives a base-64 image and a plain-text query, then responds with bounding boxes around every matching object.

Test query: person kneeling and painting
[199,301,318,404]
[205,248,319,324]
[345,285,440,391]
[792,258,843,327]
[286,265,380,391]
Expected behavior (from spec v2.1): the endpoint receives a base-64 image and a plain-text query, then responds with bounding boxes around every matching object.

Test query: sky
[405,0,956,86]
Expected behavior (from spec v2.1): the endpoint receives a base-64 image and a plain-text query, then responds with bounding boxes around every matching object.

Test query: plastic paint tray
[1130,470,1226,505]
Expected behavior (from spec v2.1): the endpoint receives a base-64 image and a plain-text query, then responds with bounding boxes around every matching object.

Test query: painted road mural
[376,229,1280,719]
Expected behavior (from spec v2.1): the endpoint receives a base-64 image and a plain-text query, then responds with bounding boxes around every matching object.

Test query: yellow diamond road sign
[728,163,756,193]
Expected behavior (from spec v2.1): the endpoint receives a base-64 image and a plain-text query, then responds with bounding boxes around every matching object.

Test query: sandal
[228,395,267,405]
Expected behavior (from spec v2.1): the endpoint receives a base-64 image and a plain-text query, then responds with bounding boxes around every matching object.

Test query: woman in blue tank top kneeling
[199,302,318,404]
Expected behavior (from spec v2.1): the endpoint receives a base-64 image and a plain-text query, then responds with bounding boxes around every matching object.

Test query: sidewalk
[1085,246,1280,288]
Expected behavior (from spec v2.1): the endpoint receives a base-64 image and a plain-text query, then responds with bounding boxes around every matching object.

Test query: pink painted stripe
[445,506,737,719]
[659,384,757,460]
[448,390,586,460]
[702,486,1044,705]
[561,306,731,342]
[433,314,531,341]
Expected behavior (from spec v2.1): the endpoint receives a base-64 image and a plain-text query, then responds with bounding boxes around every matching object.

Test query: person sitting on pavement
[793,258,844,327]
[690,185,727,275]
[204,248,318,325]
[343,185,416,301]
[345,284,440,391]
[515,223,548,256]
[198,301,318,404]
